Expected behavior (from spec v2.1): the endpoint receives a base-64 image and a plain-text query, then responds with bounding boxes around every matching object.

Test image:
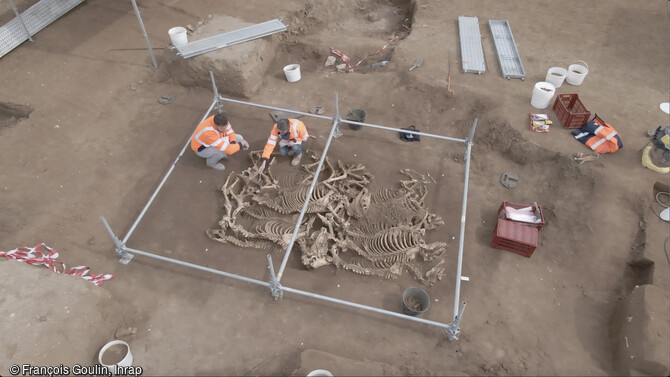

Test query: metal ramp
[489,20,526,80]
[0,0,85,59]
[176,19,287,59]
[458,16,486,75]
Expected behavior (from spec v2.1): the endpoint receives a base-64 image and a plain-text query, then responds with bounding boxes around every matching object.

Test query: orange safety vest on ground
[261,119,309,160]
[572,114,623,154]
[190,116,241,155]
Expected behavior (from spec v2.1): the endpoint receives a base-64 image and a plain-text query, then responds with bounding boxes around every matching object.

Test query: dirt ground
[1,0,669,376]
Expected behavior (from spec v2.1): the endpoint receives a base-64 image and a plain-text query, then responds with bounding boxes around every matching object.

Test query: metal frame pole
[209,72,222,114]
[446,117,478,340]
[215,95,466,144]
[100,215,134,264]
[123,246,272,288]
[267,254,282,299]
[332,91,343,139]
[341,119,466,143]
[130,0,158,69]
[8,0,32,42]
[122,99,217,244]
[280,285,452,329]
[100,221,455,330]
[275,92,342,283]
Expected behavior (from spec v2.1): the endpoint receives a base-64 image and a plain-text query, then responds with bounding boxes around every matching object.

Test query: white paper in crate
[504,206,542,223]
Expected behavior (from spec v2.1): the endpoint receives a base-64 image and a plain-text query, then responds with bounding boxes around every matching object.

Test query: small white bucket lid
[661,208,669,222]
[660,102,670,115]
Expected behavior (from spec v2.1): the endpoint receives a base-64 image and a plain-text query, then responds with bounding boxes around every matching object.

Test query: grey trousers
[195,134,245,167]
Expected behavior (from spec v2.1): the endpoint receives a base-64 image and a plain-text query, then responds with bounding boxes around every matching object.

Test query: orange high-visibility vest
[572,115,622,154]
[261,119,309,160]
[190,116,240,155]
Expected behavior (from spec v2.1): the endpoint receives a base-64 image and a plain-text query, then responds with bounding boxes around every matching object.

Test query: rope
[0,243,114,286]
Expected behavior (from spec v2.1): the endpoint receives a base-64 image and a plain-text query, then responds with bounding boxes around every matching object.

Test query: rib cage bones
[207,150,448,285]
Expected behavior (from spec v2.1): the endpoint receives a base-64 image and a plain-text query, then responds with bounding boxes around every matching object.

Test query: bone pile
[206,150,448,285]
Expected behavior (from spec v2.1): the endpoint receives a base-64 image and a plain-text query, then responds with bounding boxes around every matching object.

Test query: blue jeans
[279,142,304,156]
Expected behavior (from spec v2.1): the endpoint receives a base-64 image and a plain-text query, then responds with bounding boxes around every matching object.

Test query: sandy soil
[1,0,669,376]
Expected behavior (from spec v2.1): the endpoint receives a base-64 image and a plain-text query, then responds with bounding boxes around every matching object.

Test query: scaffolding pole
[130,0,158,69]
[209,72,222,114]
[445,117,477,340]
[275,92,343,285]
[453,118,477,319]
[216,95,467,144]
[99,228,456,331]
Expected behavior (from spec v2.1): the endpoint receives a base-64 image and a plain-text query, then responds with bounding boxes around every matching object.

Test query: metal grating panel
[458,16,486,74]
[176,19,287,59]
[0,18,29,57]
[488,19,526,80]
[0,0,84,58]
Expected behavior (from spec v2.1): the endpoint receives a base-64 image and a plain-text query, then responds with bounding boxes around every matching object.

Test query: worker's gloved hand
[241,140,249,150]
[259,158,269,174]
[287,140,295,147]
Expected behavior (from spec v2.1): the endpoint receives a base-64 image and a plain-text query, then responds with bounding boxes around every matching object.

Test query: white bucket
[307,370,333,377]
[545,67,567,88]
[98,340,133,374]
[283,64,301,82]
[530,81,556,109]
[566,60,589,85]
[168,27,188,47]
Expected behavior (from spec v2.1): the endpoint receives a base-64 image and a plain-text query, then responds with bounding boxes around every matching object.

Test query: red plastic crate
[553,93,591,129]
[498,201,545,231]
[492,219,539,258]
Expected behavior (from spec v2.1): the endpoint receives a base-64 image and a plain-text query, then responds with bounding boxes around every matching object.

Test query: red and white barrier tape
[329,18,411,73]
[330,35,399,73]
[0,243,114,286]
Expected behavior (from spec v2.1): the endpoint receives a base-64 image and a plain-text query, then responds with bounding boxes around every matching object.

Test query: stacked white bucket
[532,60,589,109]
[530,82,556,109]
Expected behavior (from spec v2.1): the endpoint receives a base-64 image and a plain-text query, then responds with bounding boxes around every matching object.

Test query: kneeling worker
[259,118,309,173]
[191,113,249,171]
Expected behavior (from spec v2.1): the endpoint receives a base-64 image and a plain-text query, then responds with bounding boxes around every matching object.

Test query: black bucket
[345,109,366,130]
[401,287,430,316]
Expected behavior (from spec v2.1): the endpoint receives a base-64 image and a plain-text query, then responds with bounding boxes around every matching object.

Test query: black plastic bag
[399,125,421,142]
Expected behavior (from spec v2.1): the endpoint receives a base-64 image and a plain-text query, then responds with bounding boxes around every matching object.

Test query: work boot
[291,153,302,166]
[207,162,226,171]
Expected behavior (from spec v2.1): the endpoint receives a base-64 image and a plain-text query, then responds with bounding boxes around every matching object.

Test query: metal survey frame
[100,76,477,340]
